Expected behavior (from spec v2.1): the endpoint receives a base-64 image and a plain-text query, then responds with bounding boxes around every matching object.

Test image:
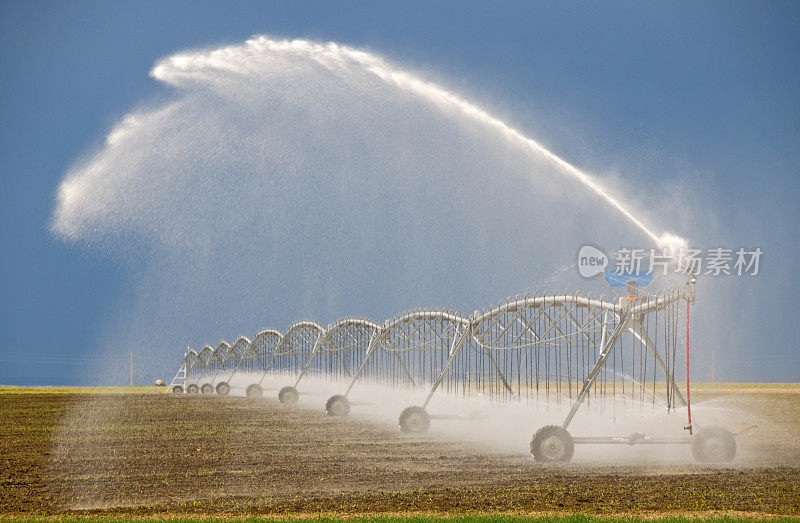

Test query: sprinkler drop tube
[685,298,692,433]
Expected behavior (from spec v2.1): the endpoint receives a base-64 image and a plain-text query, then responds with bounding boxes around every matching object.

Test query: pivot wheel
[398,406,430,434]
[186,384,200,395]
[530,425,575,463]
[171,385,184,394]
[692,426,736,463]
[215,382,231,396]
[245,384,263,398]
[326,395,351,417]
[278,386,299,404]
[200,383,215,395]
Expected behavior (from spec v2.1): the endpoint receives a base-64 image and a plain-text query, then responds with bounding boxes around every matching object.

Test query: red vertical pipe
[685,298,692,429]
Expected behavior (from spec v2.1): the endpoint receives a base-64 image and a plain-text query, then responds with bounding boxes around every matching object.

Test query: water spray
[57,36,687,253]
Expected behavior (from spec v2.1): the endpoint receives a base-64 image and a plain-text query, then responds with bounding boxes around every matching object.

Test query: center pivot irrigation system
[168,275,739,463]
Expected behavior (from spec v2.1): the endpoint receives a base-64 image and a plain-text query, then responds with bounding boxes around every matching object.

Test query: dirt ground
[1,387,799,518]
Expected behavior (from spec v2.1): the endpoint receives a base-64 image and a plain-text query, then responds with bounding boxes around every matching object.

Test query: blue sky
[1,1,799,384]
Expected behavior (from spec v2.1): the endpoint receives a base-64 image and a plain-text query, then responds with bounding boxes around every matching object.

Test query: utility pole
[130,350,133,387]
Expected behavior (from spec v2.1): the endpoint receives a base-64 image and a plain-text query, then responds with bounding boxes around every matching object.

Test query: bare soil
[1,388,798,517]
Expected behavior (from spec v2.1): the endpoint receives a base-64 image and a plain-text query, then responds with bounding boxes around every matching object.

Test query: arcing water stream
[55,36,681,248]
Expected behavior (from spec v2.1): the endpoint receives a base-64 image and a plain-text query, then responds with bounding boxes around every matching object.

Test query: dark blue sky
[1,1,798,384]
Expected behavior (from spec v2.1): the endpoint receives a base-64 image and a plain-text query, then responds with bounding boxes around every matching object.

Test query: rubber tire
[398,406,430,434]
[530,425,575,463]
[246,384,263,398]
[215,382,230,396]
[201,383,215,395]
[278,386,299,404]
[171,385,184,394]
[692,426,736,463]
[326,395,351,417]
[187,384,200,395]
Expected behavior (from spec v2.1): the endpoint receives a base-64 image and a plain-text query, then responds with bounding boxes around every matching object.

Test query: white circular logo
[577,245,608,278]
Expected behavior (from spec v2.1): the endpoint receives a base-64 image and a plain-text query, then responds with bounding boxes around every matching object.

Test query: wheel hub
[406,414,423,432]
[703,438,725,460]
[542,435,565,460]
